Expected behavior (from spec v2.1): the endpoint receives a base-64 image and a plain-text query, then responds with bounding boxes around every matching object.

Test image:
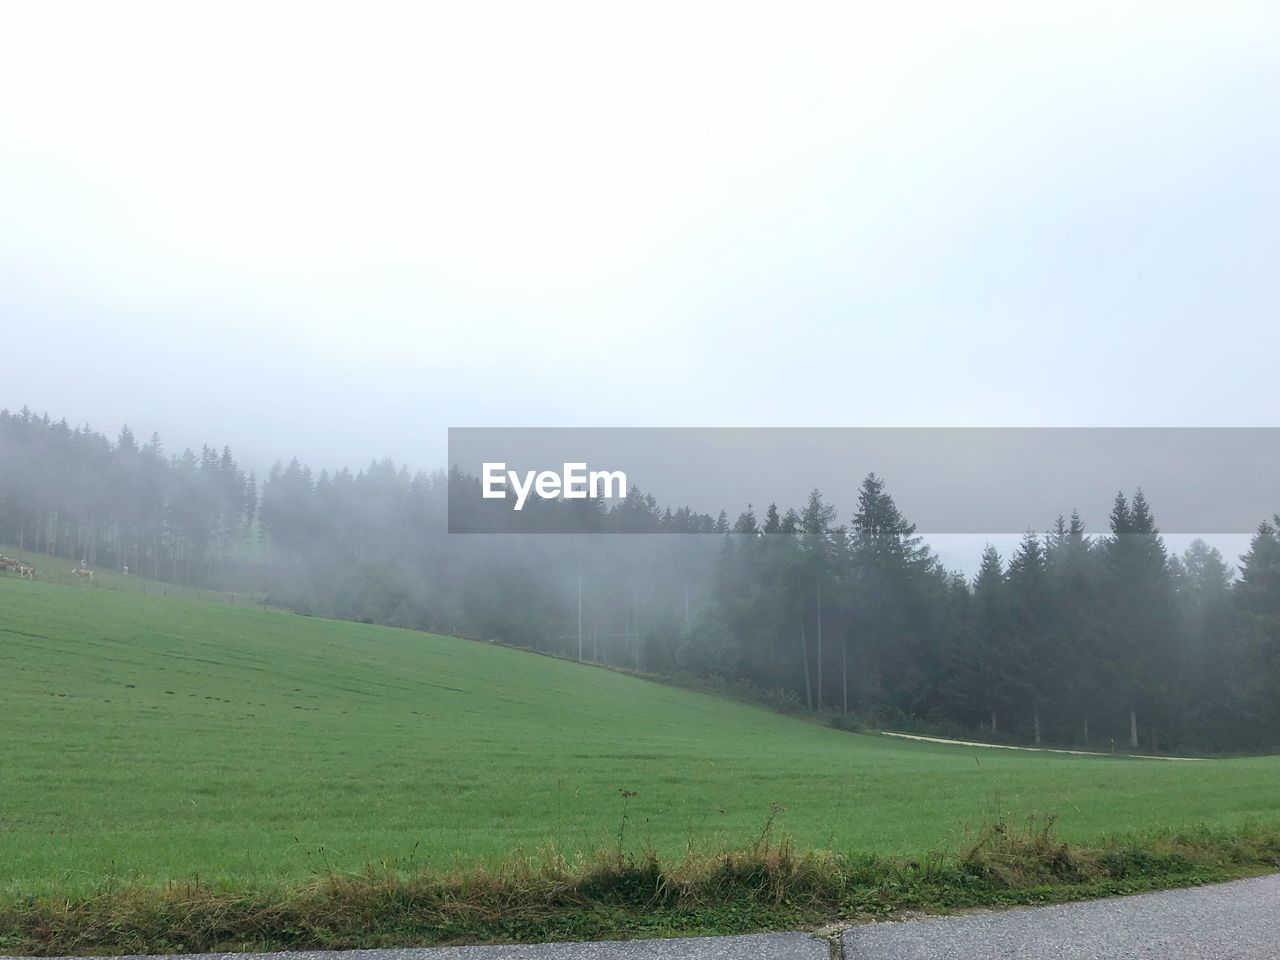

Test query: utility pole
[633,581,641,668]
[842,623,848,715]
[578,572,583,662]
[816,579,823,713]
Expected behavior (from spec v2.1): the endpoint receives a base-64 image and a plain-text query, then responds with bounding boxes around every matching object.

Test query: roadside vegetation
[4,817,1278,955]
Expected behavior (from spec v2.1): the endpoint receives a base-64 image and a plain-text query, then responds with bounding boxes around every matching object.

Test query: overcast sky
[4,2,1279,487]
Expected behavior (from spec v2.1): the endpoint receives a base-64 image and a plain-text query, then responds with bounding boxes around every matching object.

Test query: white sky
[4,1,1280,489]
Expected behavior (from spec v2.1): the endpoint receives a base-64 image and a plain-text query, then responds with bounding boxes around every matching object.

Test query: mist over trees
[0,408,257,583]
[3,406,1279,753]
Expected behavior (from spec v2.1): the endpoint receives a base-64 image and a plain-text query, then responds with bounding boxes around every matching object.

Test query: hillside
[2,569,1279,897]
[0,544,260,603]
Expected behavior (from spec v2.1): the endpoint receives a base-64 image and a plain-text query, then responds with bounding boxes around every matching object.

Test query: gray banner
[447,427,1280,534]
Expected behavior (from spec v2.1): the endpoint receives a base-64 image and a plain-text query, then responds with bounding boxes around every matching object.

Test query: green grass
[3,568,1279,904]
[0,545,263,605]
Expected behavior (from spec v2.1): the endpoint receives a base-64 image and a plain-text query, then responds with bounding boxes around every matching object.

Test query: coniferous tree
[970,544,1010,733]
[1235,520,1280,733]
[1007,531,1054,743]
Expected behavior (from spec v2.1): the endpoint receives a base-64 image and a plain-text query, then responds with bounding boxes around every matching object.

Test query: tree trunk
[1129,708,1139,749]
[799,612,813,712]
[1083,711,1089,747]
[1033,703,1041,747]
[990,709,997,733]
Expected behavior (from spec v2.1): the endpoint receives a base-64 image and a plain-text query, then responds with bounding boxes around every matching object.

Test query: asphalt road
[20,875,1279,959]
[844,874,1280,959]
[24,934,830,960]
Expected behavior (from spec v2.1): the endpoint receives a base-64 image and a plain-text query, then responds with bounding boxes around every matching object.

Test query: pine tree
[1235,520,1280,733]
[733,504,759,535]
[1104,490,1177,749]
[1007,531,1052,744]
[849,473,934,718]
[1047,508,1099,745]
[763,503,781,535]
[970,545,1010,733]
[800,489,836,711]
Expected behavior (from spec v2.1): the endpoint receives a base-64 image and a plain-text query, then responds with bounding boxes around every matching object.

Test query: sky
[4,1,1280,509]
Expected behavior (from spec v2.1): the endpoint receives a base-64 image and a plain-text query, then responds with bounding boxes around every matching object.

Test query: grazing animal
[71,567,93,582]
[17,566,34,580]
[0,556,16,571]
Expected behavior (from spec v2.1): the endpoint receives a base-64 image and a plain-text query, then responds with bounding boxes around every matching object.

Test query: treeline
[709,479,1279,753]
[0,408,258,583]
[3,407,1279,752]
[256,458,724,646]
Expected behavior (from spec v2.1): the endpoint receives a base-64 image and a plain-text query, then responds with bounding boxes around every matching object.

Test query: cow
[71,567,93,582]
[17,566,34,580]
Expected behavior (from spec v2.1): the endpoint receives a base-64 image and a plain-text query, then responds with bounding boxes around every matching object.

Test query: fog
[4,2,1280,479]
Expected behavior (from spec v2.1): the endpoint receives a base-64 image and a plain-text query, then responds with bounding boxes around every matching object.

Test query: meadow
[2,563,1279,901]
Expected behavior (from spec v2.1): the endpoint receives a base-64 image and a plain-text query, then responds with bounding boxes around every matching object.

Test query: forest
[2,405,1278,753]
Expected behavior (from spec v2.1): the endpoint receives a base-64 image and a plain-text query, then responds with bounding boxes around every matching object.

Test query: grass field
[0,545,263,605]
[3,566,1280,904]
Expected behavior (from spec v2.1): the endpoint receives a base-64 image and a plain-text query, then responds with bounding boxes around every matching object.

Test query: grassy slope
[2,571,1279,900]
[0,545,260,603]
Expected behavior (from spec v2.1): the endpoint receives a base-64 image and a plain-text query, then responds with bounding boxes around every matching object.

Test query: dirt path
[880,730,1207,760]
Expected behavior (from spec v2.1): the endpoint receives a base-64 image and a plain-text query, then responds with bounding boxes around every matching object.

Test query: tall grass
[4,819,1277,956]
